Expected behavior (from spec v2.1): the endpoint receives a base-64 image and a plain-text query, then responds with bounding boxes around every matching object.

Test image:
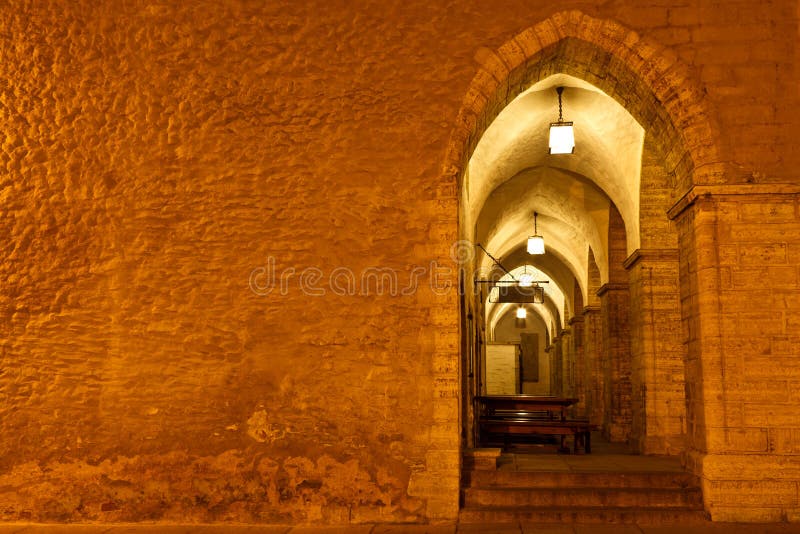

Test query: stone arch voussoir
[445,10,723,197]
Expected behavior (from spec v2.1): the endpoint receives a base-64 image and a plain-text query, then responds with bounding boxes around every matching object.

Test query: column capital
[623,248,679,270]
[597,283,628,297]
[667,183,800,220]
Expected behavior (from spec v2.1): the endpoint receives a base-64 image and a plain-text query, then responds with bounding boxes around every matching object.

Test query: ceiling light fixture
[518,265,533,287]
[516,305,527,319]
[549,86,574,154]
[527,212,545,255]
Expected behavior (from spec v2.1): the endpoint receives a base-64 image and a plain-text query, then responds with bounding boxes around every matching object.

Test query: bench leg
[585,431,592,454]
[557,435,570,454]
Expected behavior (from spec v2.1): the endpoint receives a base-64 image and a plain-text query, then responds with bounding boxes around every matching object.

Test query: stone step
[458,505,709,524]
[465,469,696,489]
[463,486,703,508]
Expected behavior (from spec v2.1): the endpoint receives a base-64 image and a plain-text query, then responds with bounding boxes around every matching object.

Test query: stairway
[460,454,708,524]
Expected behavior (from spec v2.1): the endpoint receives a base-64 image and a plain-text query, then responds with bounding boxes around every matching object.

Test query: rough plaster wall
[485,344,518,395]
[494,313,549,395]
[0,0,798,525]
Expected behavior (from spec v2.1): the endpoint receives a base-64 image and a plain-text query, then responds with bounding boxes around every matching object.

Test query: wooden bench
[478,417,597,454]
[475,396,597,454]
[476,395,577,422]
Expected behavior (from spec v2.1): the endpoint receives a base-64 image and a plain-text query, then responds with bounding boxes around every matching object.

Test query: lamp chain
[558,92,563,122]
[557,88,563,122]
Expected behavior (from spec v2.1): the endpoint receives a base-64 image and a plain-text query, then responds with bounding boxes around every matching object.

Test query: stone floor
[3,523,800,533]
[491,432,691,476]
[497,449,685,474]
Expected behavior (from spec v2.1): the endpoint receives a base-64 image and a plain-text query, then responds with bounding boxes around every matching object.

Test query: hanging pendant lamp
[549,86,575,154]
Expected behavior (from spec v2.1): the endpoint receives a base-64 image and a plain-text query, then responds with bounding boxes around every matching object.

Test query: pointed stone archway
[445,9,728,520]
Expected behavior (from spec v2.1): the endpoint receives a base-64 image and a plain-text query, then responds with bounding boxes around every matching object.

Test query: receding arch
[492,247,578,318]
[475,166,613,286]
[469,74,643,255]
[485,264,566,332]
[454,12,724,475]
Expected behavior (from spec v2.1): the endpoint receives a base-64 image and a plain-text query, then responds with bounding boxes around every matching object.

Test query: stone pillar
[669,185,800,522]
[560,328,574,400]
[598,283,633,443]
[569,315,586,416]
[549,338,563,396]
[597,205,633,443]
[582,306,603,425]
[625,249,687,455]
[558,329,569,398]
[407,191,460,520]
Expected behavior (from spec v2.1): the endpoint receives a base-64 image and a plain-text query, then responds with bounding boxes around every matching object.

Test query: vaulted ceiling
[466,74,644,332]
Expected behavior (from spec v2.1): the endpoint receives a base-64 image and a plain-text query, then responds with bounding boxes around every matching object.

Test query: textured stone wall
[583,308,603,423]
[672,187,800,522]
[560,330,575,399]
[626,137,687,455]
[0,0,798,525]
[0,0,466,523]
[569,281,586,413]
[627,252,687,454]
[600,206,633,443]
[584,251,604,425]
[550,338,564,396]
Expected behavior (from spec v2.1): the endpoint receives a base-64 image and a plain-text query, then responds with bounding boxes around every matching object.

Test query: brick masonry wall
[626,137,687,455]
[583,308,603,425]
[569,280,587,413]
[600,206,633,443]
[0,0,798,525]
[627,254,687,454]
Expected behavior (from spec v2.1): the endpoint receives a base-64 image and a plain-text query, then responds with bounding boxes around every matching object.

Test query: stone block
[768,428,800,454]
[706,427,769,453]
[407,473,459,499]
[425,495,460,520]
[425,449,460,472]
[743,404,800,427]
[708,506,786,523]
[707,479,798,507]
[462,448,501,471]
[432,400,458,423]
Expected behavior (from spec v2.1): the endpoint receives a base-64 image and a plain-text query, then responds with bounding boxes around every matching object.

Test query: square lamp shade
[527,235,545,255]
[549,121,574,154]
